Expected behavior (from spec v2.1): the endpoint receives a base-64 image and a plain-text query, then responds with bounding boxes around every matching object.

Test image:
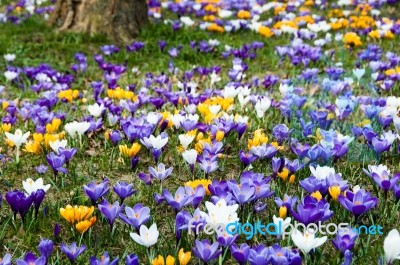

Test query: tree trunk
[49,0,148,43]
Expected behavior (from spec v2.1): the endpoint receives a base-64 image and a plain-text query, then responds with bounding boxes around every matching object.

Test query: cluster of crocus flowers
[59,205,97,233]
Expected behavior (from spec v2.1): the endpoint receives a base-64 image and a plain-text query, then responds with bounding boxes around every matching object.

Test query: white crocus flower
[352,185,361,193]
[87,103,105,117]
[208,39,220,46]
[130,223,159,247]
[386,96,400,108]
[187,114,199,122]
[179,134,195,149]
[204,198,239,228]
[146,112,162,125]
[107,113,119,126]
[254,97,271,118]
[4,71,18,81]
[222,85,240,98]
[234,114,248,124]
[273,215,292,238]
[209,105,221,115]
[238,94,251,108]
[23,178,51,195]
[384,229,400,264]
[4,54,16,62]
[210,72,221,86]
[49,139,68,154]
[393,116,400,133]
[180,16,195,27]
[382,130,397,145]
[309,165,336,180]
[182,149,197,165]
[64,121,91,139]
[148,135,168,150]
[291,228,327,254]
[219,9,233,18]
[5,129,30,148]
[171,114,184,129]
[5,129,30,163]
[353,68,365,81]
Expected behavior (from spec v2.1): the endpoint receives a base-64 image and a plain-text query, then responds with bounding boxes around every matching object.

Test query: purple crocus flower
[272,124,291,144]
[109,130,122,145]
[36,164,48,174]
[158,40,167,52]
[131,156,139,170]
[192,239,222,263]
[236,123,247,139]
[198,157,219,175]
[60,242,86,263]
[326,174,349,196]
[363,165,399,192]
[238,150,257,166]
[125,254,139,265]
[119,203,150,230]
[148,163,173,182]
[240,172,274,200]
[268,244,302,265]
[98,199,124,229]
[175,210,192,241]
[393,184,400,201]
[138,172,153,185]
[58,147,77,163]
[291,196,333,225]
[175,208,206,234]
[16,252,46,265]
[113,182,136,203]
[54,223,61,238]
[185,185,205,208]
[217,232,238,247]
[230,243,250,265]
[162,187,190,211]
[46,152,68,176]
[83,179,110,205]
[332,227,358,254]
[290,141,310,159]
[371,136,391,155]
[90,252,119,265]
[342,250,352,265]
[338,189,378,218]
[6,190,33,220]
[31,189,46,218]
[275,194,298,211]
[227,181,255,205]
[248,244,269,264]
[0,254,12,265]
[271,156,283,176]
[300,176,328,194]
[168,47,179,58]
[250,144,277,159]
[149,97,165,109]
[38,238,54,261]
[154,193,165,205]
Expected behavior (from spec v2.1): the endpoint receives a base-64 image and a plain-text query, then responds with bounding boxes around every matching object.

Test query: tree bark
[49,0,148,43]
